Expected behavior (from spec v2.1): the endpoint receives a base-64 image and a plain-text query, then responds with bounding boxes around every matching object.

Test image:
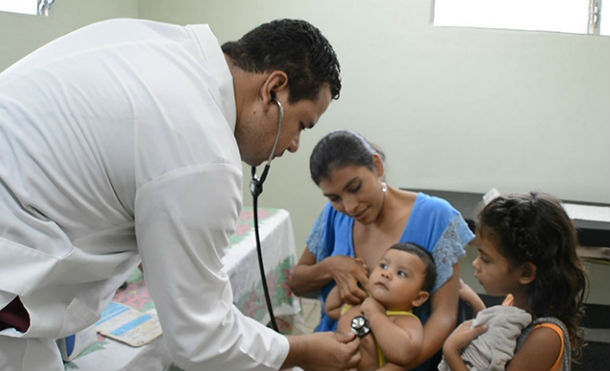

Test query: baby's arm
[378,363,405,371]
[324,285,344,320]
[378,315,425,368]
[361,297,423,367]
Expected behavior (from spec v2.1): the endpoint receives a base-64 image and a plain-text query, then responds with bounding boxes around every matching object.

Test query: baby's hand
[360,296,384,317]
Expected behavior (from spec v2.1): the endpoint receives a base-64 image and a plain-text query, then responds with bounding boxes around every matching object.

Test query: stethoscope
[249,94,284,332]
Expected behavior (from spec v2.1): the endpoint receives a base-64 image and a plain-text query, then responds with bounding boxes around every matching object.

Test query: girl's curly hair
[478,192,587,358]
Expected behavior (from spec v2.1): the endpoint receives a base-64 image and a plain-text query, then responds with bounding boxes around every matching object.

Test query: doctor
[0,18,359,370]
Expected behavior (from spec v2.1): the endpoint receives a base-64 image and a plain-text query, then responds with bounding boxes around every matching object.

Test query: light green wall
[139,1,610,306]
[3,0,609,303]
[140,0,610,252]
[0,0,139,71]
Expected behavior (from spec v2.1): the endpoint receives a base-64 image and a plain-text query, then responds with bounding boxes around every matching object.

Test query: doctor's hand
[329,256,369,305]
[284,332,361,370]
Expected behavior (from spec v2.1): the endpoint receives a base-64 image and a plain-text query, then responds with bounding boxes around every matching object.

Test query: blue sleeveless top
[306,192,473,345]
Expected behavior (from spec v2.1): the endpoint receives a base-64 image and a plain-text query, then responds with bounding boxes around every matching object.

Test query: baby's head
[368,242,437,311]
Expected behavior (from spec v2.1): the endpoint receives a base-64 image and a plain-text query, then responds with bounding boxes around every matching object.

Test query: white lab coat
[0,18,289,371]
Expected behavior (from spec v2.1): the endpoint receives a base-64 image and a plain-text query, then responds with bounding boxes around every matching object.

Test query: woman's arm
[289,248,369,304]
[289,248,332,295]
[404,261,462,369]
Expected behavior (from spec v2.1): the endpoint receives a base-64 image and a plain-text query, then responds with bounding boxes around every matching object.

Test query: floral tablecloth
[65,207,301,370]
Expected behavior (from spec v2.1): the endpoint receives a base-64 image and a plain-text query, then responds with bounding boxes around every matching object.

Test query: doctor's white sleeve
[134,164,289,371]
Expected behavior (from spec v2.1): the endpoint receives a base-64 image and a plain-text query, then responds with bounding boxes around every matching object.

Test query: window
[0,0,55,16]
[434,0,609,36]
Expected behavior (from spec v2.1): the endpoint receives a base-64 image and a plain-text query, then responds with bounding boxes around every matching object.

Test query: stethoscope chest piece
[351,315,371,337]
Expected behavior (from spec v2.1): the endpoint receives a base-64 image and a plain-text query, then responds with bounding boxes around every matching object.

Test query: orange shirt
[534,322,565,371]
[503,294,565,371]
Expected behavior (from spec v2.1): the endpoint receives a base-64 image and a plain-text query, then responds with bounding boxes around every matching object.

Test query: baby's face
[367,249,427,311]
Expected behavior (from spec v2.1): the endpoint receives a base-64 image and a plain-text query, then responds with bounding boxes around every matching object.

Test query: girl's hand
[443,320,488,356]
[330,256,369,305]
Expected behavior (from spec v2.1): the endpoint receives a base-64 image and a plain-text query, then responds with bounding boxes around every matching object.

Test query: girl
[443,192,587,371]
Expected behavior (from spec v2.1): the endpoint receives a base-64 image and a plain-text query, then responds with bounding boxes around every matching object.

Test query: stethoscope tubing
[250,98,285,332]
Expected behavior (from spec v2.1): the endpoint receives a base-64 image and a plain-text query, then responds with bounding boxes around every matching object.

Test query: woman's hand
[290,250,368,301]
[330,256,369,305]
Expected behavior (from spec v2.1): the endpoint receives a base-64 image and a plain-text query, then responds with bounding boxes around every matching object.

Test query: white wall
[0,0,139,70]
[3,0,608,270]
[140,0,610,254]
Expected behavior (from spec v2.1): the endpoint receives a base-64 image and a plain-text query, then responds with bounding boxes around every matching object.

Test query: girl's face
[471,232,522,296]
[367,249,429,310]
[318,161,384,224]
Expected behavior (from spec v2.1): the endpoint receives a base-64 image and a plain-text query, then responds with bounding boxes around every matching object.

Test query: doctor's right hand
[284,331,360,370]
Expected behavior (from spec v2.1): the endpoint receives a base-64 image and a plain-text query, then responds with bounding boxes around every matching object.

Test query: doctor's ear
[261,70,288,107]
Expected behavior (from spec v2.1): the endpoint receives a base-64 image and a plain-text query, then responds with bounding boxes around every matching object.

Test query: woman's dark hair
[390,242,437,293]
[477,192,587,357]
[310,130,385,185]
[222,19,341,103]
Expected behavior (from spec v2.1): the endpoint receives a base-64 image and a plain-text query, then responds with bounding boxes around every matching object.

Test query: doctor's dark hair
[222,19,341,103]
[310,130,385,185]
[477,192,587,357]
[389,242,437,293]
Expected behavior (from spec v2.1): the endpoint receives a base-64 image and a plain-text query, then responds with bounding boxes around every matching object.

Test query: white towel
[439,305,532,371]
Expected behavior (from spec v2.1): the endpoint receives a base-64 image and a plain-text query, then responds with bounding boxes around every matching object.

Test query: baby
[326,242,436,370]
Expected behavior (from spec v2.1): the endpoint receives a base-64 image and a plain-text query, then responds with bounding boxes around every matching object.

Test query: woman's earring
[381,182,388,193]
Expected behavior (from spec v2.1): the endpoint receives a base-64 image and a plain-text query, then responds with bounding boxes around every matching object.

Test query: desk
[64,207,301,371]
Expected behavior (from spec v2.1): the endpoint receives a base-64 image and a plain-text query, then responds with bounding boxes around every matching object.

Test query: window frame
[433,0,608,37]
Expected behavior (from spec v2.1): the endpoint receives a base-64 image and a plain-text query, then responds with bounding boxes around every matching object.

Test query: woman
[289,130,474,369]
